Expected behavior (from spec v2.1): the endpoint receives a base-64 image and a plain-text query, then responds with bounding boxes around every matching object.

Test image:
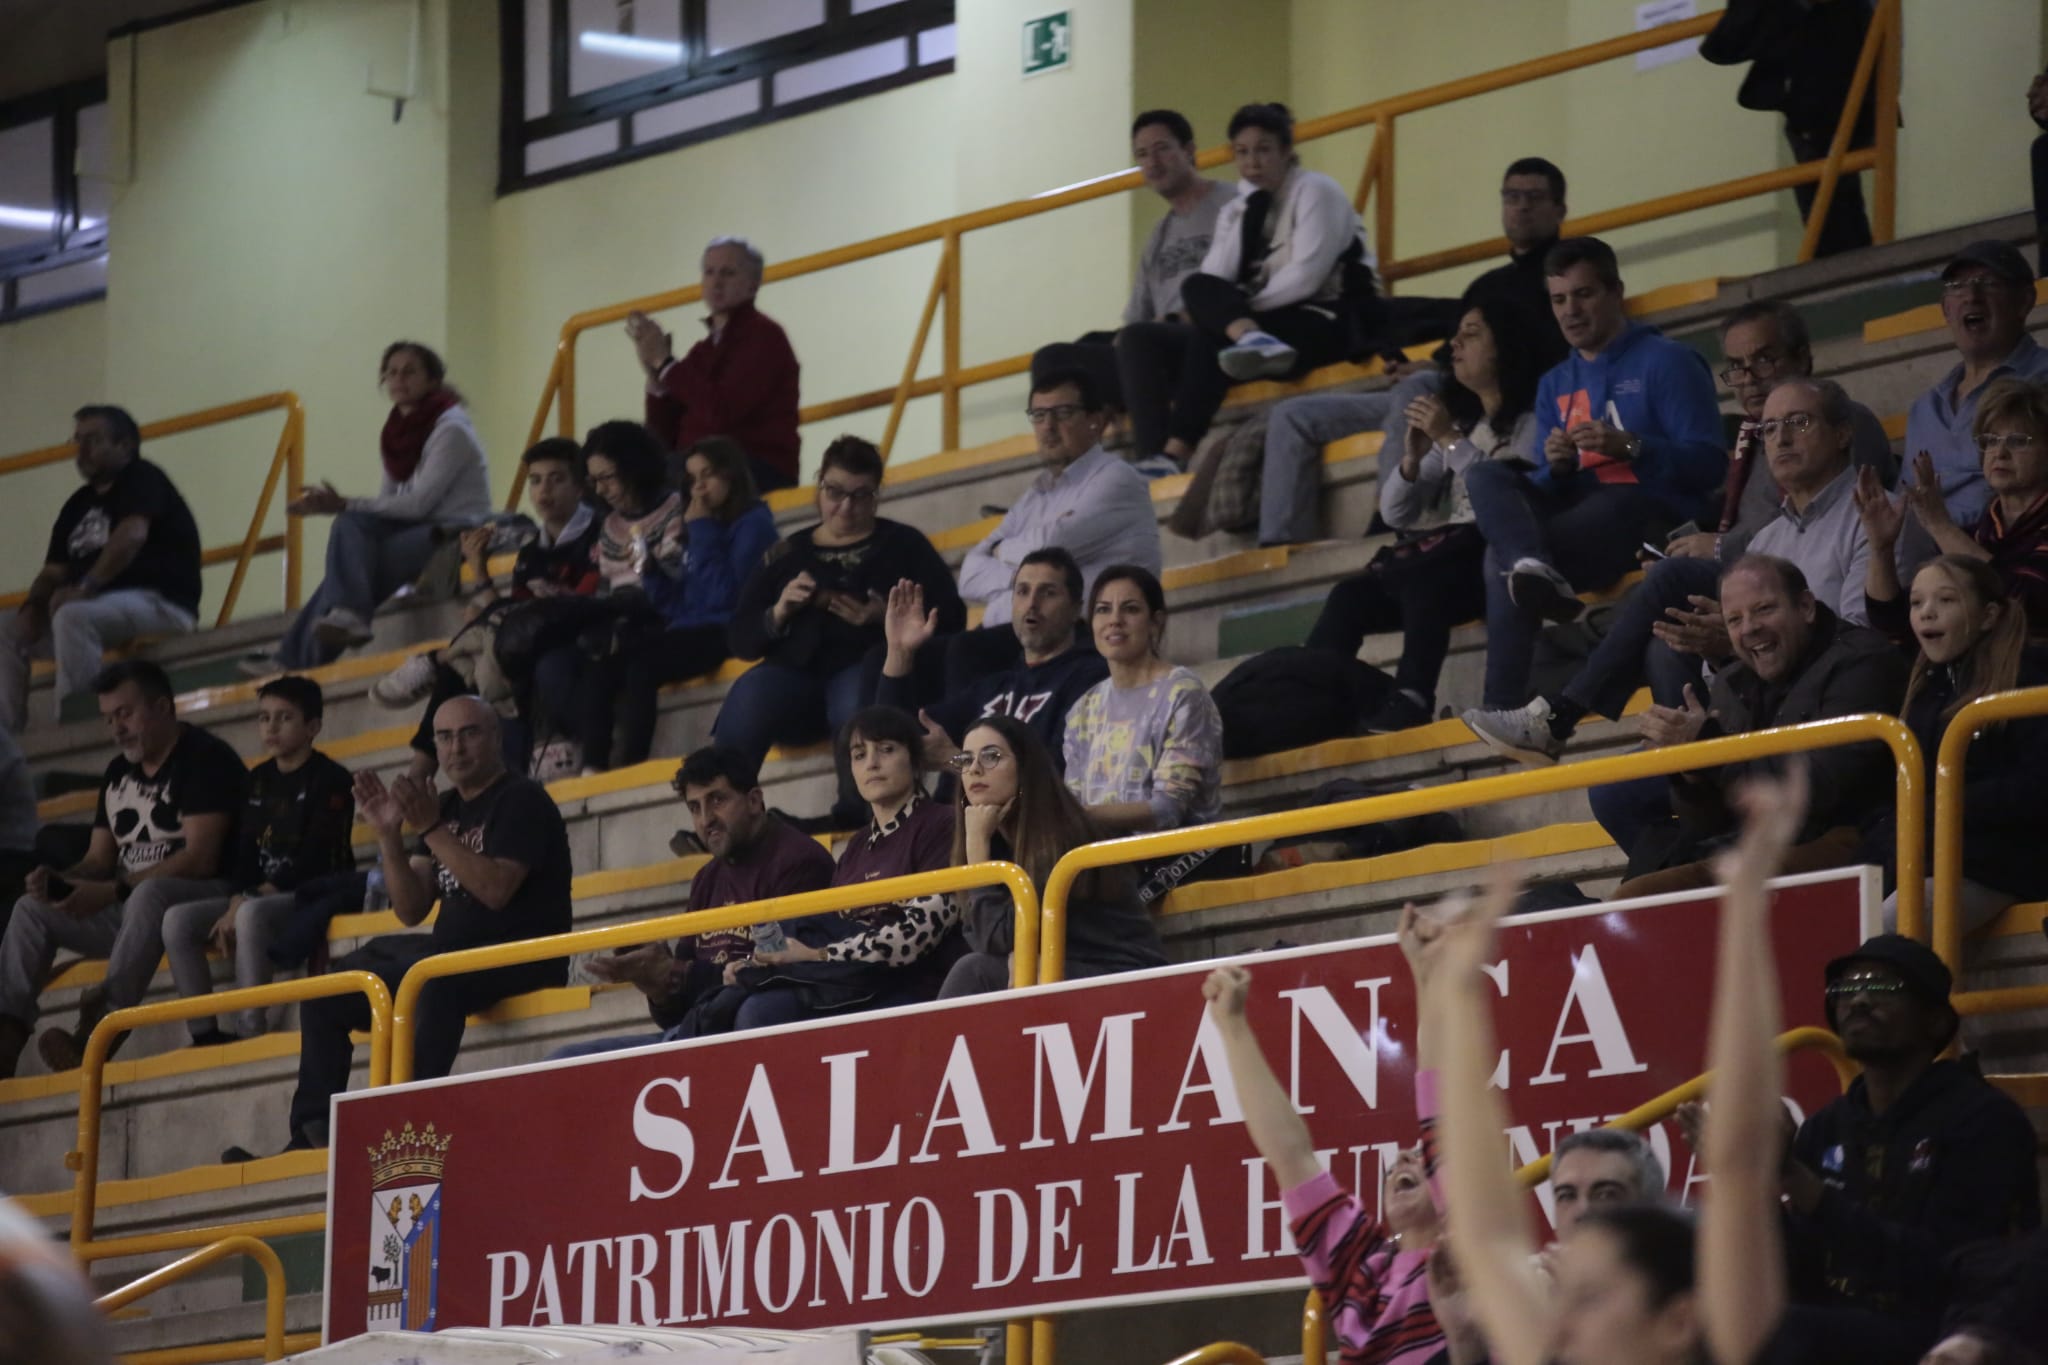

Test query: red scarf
[380,387,461,484]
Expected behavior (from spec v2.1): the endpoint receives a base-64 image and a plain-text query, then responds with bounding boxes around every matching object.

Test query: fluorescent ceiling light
[578,31,685,62]
[0,205,98,232]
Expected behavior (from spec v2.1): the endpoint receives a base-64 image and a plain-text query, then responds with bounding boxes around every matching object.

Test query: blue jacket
[641,501,777,631]
[1532,323,1727,521]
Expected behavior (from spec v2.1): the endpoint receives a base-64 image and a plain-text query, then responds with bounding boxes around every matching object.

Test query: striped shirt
[1281,1071,1444,1365]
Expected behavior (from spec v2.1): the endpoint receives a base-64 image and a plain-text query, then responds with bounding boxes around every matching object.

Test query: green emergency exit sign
[1022,11,1072,77]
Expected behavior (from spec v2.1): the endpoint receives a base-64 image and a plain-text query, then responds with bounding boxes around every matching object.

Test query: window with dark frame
[503,0,956,192]
[0,77,111,324]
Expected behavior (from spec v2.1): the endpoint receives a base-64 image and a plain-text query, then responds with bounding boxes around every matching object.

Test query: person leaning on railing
[937,714,1164,998]
[0,405,203,734]
[223,696,572,1160]
[259,341,492,673]
[626,235,800,494]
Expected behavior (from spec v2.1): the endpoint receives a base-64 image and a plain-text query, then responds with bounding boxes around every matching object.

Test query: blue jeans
[548,1030,666,1061]
[280,512,442,667]
[712,659,869,768]
[1558,554,1720,720]
[1589,773,1675,859]
[1462,461,1678,707]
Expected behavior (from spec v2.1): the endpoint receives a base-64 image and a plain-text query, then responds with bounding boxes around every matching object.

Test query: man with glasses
[950,369,1159,692]
[223,697,573,1159]
[1256,158,1572,547]
[1780,934,2038,1350]
[1893,240,2048,569]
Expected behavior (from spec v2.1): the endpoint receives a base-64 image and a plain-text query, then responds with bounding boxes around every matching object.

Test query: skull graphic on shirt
[102,768,186,877]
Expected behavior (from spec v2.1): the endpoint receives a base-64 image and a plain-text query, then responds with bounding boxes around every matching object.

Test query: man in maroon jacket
[625,236,802,490]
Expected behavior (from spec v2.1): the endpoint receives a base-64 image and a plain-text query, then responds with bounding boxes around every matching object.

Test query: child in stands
[1859,553,2048,932]
[160,676,355,1044]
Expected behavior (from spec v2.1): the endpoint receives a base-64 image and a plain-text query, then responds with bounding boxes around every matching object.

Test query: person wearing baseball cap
[1894,240,2048,572]
[1776,932,2039,1349]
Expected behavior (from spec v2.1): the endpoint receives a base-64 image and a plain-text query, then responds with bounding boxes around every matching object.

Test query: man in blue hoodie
[1462,236,1725,708]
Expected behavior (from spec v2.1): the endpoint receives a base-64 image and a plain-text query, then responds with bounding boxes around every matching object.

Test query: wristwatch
[1623,433,1643,461]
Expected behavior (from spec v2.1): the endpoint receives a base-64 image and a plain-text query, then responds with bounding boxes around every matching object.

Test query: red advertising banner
[325,868,1875,1342]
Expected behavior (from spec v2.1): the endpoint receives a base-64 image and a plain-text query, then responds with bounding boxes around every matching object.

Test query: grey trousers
[278,512,442,669]
[161,891,298,1038]
[1258,368,1443,546]
[937,952,1012,999]
[0,591,197,732]
[0,875,233,1029]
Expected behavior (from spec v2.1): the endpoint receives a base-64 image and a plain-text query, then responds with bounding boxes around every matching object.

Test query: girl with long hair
[937,714,1166,997]
[1861,553,2048,931]
[1306,298,1547,732]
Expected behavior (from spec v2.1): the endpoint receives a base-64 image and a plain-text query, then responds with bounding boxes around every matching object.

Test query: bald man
[224,696,574,1160]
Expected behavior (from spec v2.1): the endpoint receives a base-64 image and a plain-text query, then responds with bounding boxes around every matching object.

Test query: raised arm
[1438,866,1554,1365]
[1696,766,1805,1365]
[1203,965,1321,1190]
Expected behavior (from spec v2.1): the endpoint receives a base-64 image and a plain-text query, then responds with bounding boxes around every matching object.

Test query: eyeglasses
[818,481,878,506]
[1976,431,2041,454]
[1942,274,2008,297]
[946,746,1011,773]
[1025,405,1087,426]
[1823,977,1911,1000]
[1718,350,1786,383]
[1756,413,1820,440]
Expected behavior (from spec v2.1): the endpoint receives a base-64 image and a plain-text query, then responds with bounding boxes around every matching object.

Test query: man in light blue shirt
[948,368,1161,691]
[1899,240,2048,566]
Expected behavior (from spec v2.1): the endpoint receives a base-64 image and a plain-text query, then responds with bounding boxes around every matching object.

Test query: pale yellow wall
[0,302,111,589]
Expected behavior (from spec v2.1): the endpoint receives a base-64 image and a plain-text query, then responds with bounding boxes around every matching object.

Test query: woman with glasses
[736,706,962,1026]
[268,341,493,670]
[1062,564,1230,900]
[717,437,963,811]
[938,714,1167,998]
[1857,376,2048,639]
[531,430,777,775]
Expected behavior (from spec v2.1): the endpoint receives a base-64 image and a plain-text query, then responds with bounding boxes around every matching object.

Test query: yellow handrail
[1040,714,1924,984]
[523,5,1900,479]
[69,971,394,1254]
[0,392,306,625]
[94,1234,288,1362]
[1292,1026,1851,1362]
[1165,1345,1265,1365]
[388,862,1038,1082]
[1932,684,2048,1008]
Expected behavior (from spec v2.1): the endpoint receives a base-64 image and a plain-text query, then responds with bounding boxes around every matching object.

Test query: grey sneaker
[312,607,374,654]
[1506,557,1584,623]
[1462,697,1566,767]
[1217,330,1299,381]
[370,652,438,709]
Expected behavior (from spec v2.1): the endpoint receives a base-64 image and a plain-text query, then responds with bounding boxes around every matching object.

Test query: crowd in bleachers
[0,70,2046,1365]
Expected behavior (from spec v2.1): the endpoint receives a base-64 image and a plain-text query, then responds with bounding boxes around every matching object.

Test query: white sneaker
[236,652,282,680]
[1217,330,1299,381]
[312,608,375,654]
[1462,697,1567,767]
[370,653,438,709]
[1505,557,1584,623]
[531,739,584,784]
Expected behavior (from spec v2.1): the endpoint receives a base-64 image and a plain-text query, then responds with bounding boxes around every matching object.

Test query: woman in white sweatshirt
[1118,102,1370,474]
[270,341,493,669]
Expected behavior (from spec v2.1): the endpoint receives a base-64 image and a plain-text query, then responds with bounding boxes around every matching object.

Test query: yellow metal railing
[1166,1345,1266,1365]
[1933,685,2048,1014]
[94,1234,291,1364]
[0,392,306,625]
[1042,714,1925,984]
[522,3,1900,478]
[389,862,1038,1081]
[68,972,393,1254]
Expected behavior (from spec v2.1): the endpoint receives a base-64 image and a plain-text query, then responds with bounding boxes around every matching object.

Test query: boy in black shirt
[0,406,204,732]
[0,662,243,1076]
[225,697,573,1157]
[162,676,355,1043]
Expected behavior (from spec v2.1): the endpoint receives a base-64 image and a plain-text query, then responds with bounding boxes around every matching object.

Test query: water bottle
[749,920,787,954]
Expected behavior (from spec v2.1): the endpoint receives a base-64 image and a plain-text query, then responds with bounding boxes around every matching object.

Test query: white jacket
[1379,410,1537,532]
[1197,167,1371,313]
[348,404,494,526]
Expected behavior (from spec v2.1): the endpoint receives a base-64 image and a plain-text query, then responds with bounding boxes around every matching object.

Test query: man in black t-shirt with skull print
[0,661,244,1077]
